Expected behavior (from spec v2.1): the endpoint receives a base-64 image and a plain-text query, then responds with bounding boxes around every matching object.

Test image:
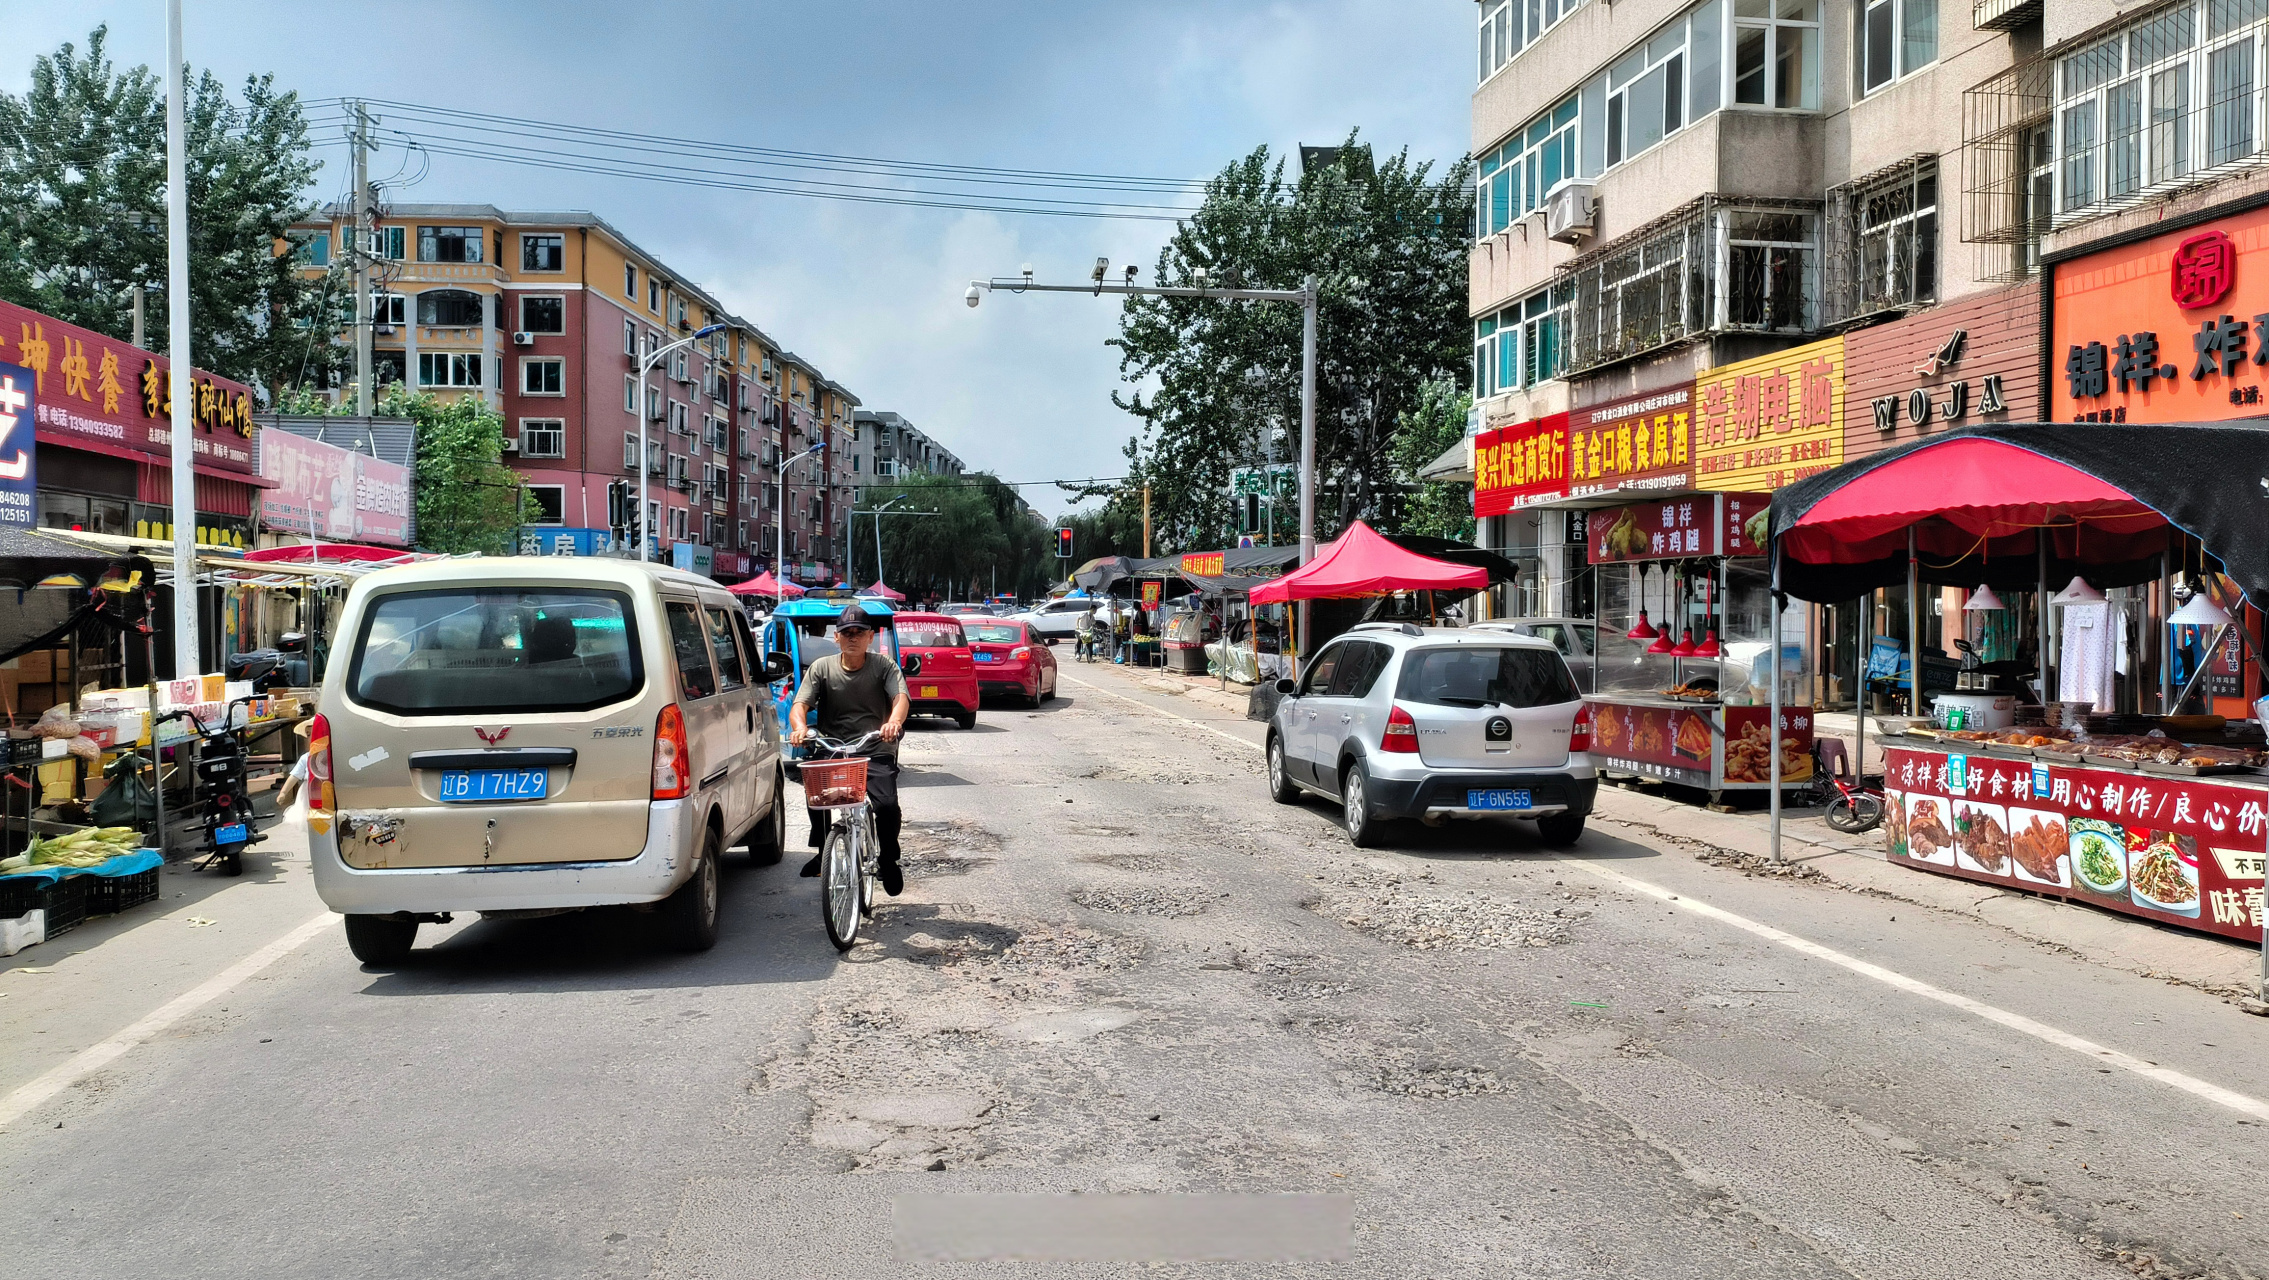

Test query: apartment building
[287,203,857,583]
[850,409,967,488]
[1463,0,2061,698]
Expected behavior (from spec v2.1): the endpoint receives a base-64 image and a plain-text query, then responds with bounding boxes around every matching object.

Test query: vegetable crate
[85,867,160,916]
[0,875,88,939]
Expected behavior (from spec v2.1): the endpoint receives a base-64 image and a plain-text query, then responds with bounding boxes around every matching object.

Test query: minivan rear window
[349,588,642,715]
[899,624,965,649]
[1396,646,1577,709]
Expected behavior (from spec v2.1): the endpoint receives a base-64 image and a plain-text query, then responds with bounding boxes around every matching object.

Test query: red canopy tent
[240,543,419,565]
[856,580,906,602]
[1248,520,1487,604]
[727,571,805,598]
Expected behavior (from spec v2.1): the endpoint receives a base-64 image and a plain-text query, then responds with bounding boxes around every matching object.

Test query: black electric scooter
[154,695,268,876]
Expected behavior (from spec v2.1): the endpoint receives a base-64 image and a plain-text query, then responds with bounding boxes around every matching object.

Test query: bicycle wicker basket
[800,756,870,809]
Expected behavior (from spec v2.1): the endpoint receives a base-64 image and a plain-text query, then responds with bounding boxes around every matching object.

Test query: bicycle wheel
[820,821,862,950]
[1825,793,1885,834]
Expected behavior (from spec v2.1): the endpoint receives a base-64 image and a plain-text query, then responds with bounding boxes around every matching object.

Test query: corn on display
[16,826,147,869]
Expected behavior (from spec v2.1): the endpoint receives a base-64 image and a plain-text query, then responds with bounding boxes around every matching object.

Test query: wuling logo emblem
[2170,231,2237,309]
[473,727,511,746]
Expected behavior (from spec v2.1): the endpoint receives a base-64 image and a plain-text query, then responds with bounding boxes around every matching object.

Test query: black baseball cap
[836,604,875,633]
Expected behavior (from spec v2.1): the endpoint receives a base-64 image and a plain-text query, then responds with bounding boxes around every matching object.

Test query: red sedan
[964,617,1059,707]
[893,612,980,729]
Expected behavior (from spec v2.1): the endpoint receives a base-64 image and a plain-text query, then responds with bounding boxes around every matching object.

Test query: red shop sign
[1472,412,1570,517]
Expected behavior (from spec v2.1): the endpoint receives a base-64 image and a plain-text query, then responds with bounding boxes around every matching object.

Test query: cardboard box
[199,674,226,702]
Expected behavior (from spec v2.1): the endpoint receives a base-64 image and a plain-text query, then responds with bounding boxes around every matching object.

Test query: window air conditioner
[501,437,520,453]
[1545,183,1598,244]
[512,331,534,346]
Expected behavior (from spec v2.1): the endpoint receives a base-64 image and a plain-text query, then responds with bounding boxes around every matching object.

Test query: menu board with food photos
[1885,745,2268,943]
[1586,699,1815,792]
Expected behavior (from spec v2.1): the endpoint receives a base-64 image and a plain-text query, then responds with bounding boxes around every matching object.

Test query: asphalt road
[3,660,2265,1278]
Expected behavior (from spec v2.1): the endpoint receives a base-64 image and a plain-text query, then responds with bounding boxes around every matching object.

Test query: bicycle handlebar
[803,730,884,757]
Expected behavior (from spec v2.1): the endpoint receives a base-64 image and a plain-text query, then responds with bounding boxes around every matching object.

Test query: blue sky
[6,1,1472,517]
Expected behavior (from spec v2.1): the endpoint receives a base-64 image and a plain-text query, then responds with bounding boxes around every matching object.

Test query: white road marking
[1064,668,2269,1124]
[1562,858,2269,1122]
[1055,672,1265,753]
[0,911,336,1131]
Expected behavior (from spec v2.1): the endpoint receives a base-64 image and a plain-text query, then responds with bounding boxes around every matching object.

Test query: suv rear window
[349,587,642,715]
[899,624,965,648]
[1396,646,1576,709]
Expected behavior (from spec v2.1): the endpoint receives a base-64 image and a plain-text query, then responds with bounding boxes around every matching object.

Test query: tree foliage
[857,473,1053,600]
[404,391,530,556]
[1391,380,1475,542]
[1104,134,1473,553]
[0,26,343,392]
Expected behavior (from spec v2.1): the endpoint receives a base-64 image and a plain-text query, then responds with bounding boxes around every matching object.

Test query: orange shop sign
[2051,203,2269,423]
[1692,335,1844,493]
[1471,411,1570,517]
[0,296,258,475]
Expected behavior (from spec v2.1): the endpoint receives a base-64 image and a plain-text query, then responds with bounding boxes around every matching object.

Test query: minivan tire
[662,828,721,952]
[748,767,787,866]
[1537,813,1586,847]
[1266,734,1300,805]
[1342,761,1385,848]
[344,914,417,966]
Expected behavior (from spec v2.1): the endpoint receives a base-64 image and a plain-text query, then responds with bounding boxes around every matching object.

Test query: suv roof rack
[1350,622,1424,637]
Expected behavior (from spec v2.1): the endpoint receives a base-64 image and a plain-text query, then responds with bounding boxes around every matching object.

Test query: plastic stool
[1816,736,1852,782]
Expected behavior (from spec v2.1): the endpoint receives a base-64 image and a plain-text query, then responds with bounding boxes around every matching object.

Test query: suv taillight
[652,703,690,799]
[1382,704,1419,753]
[307,712,335,813]
[1570,702,1592,754]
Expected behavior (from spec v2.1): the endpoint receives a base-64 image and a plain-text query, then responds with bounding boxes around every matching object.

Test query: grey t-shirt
[794,653,908,756]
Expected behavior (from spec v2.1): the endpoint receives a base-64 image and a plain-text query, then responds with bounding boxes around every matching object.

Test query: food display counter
[1587,695,1814,799]
[1885,738,2267,943]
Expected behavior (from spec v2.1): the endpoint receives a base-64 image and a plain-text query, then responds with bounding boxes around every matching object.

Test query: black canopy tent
[1760,421,2269,861]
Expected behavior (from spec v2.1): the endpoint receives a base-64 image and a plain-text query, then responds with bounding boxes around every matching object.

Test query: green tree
[1103,134,1473,551]
[0,26,344,392]
[403,391,530,556]
[1391,380,1474,542]
[857,473,1055,600]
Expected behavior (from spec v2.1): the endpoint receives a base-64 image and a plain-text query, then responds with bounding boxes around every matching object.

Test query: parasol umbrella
[729,571,805,598]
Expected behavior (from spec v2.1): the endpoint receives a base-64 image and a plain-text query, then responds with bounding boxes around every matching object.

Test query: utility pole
[351,101,375,417]
[1142,484,1151,559]
[129,285,145,350]
[164,0,198,678]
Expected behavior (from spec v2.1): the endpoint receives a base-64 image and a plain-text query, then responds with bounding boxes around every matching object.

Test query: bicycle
[1807,744,1886,834]
[801,730,884,950]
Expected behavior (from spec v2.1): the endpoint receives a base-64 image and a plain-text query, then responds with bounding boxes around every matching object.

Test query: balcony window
[1826,157,1937,320]
[1732,0,1818,110]
[1557,198,1818,375]
[368,226,405,260]
[417,290,485,327]
[1472,285,1572,397]
[417,351,484,388]
[1478,97,1580,236]
[1478,0,1589,84]
[290,231,329,266]
[417,226,483,263]
[1858,0,1937,95]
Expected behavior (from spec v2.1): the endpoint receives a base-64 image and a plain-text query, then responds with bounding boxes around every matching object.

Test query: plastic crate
[800,756,869,809]
[32,876,86,939]
[85,867,160,917]
[0,874,45,920]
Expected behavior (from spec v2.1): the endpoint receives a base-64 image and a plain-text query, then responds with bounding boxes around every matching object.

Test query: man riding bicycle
[791,604,911,896]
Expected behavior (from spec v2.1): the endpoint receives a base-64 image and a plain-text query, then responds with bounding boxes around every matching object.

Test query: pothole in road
[1368,1064,1509,1099]
[893,821,1005,878]
[1070,885,1212,918]
[1079,764,1229,787]
[1310,870,1582,950]
[1263,978,1354,1001]
[1077,852,1182,872]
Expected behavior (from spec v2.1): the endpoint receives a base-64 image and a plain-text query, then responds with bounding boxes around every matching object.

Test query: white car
[1267,622,1597,848]
[1016,596,1111,639]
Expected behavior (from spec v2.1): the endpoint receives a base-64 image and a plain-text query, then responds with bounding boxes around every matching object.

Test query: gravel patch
[1263,979,1354,1002]
[1069,885,1212,918]
[1369,1064,1508,1098]
[1077,852,1183,872]
[1313,868,1580,950]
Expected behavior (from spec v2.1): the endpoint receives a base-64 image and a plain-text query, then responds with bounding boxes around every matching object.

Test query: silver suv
[1266,623,1596,848]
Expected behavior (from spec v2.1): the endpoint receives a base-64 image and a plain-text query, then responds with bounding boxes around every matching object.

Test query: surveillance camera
[1124,265,1138,284]
[964,284,982,309]
[1020,263,1033,279]
[1092,257,1109,283]
[1192,264,1209,286]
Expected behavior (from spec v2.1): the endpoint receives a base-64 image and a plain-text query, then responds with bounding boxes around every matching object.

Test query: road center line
[1055,671,1264,752]
[1060,668,2269,1122]
[1561,858,2269,1122]
[0,910,335,1132]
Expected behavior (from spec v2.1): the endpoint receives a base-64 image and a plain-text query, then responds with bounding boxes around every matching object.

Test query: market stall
[1580,491,1814,801]
[1769,422,2269,949]
[1250,522,1487,678]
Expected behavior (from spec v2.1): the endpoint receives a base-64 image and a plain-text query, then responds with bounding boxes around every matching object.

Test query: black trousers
[807,754,902,863]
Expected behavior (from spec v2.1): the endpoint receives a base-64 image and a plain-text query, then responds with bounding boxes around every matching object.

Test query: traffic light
[1055,527,1074,559]
[606,480,627,532]
[624,495,643,558]
[1241,493,1261,534]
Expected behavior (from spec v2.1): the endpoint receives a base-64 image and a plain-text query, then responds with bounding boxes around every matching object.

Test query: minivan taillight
[307,712,335,813]
[1570,702,1593,754]
[1382,704,1419,753]
[652,704,690,799]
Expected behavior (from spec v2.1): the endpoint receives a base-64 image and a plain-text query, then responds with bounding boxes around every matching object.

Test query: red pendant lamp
[1626,609,1659,640]
[1669,628,1698,657]
[1645,626,1677,654]
[1693,573,1722,657]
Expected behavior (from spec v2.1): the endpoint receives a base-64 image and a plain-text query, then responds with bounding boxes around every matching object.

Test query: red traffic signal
[1055,527,1074,558]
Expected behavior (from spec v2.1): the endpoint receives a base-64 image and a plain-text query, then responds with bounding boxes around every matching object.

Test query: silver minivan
[307,558,789,963]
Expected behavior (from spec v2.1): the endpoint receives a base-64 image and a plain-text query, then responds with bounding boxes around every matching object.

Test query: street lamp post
[965,264,1321,667]
[635,324,726,561]
[772,421,852,587]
